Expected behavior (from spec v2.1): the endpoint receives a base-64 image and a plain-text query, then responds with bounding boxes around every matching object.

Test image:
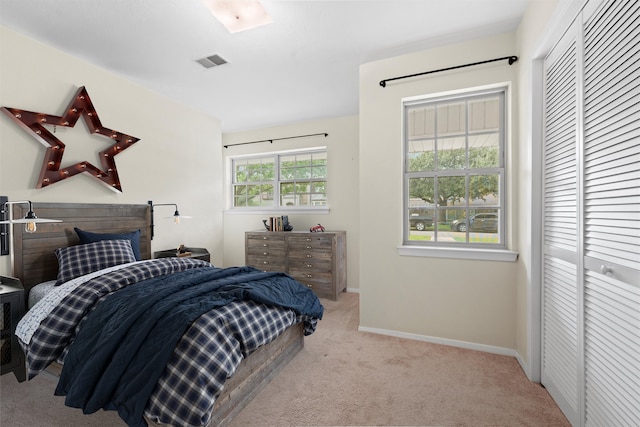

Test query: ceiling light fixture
[202,0,272,33]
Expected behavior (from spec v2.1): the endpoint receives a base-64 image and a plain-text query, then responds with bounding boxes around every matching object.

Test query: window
[404,88,506,248]
[232,148,327,209]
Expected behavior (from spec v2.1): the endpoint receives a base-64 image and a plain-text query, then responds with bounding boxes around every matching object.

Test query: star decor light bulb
[174,216,181,224]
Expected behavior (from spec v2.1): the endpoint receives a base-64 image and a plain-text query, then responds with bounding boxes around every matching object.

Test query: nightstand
[1,276,26,382]
[154,247,211,262]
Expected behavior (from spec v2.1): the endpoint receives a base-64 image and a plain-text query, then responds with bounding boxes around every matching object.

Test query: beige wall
[221,116,360,291]
[359,32,520,353]
[0,27,224,275]
[353,0,567,371]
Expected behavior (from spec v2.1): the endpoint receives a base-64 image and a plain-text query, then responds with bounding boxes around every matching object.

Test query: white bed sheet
[28,280,56,309]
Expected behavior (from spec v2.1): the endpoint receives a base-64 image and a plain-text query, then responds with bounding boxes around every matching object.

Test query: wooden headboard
[9,202,151,293]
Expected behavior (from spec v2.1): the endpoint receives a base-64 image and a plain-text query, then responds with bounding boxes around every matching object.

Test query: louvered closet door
[582,1,640,425]
[541,20,581,427]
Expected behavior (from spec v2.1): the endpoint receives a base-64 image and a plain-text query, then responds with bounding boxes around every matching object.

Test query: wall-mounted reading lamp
[148,201,191,240]
[0,197,62,279]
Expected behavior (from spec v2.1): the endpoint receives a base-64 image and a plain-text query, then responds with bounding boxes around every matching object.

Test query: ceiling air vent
[196,53,228,69]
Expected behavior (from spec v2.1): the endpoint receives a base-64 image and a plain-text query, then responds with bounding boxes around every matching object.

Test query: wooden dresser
[245,230,346,300]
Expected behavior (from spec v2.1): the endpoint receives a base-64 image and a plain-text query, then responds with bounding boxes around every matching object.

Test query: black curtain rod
[223,132,328,148]
[379,55,518,87]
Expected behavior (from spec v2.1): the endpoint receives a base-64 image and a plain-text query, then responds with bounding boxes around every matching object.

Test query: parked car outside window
[451,213,498,233]
[409,214,433,231]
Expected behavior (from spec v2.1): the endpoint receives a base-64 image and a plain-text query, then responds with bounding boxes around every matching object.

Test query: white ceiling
[0,0,529,133]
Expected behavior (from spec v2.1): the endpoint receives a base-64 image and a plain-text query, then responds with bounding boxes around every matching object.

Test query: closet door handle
[600,265,613,276]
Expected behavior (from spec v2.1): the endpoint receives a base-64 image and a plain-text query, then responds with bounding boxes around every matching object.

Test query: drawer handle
[262,236,267,240]
[263,252,268,255]
[306,254,312,258]
[307,264,313,268]
[306,274,313,278]
[263,261,269,265]
[263,243,268,247]
[306,245,312,249]
[307,284,313,288]
[306,238,312,242]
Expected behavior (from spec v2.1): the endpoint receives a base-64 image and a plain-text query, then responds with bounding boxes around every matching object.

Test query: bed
[9,202,323,427]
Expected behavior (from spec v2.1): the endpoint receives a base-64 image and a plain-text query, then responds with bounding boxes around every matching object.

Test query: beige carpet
[1,292,569,426]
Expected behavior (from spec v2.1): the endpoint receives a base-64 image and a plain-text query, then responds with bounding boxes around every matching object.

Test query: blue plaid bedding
[22,258,321,427]
[146,300,311,427]
[25,258,211,378]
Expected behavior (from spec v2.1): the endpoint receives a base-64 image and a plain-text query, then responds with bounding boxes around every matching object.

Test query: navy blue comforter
[54,265,323,427]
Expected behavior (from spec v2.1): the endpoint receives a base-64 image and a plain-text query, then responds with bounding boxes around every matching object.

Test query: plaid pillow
[55,239,137,286]
[74,227,142,260]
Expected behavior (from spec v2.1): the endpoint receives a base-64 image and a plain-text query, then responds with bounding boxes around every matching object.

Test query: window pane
[312,151,327,165]
[246,158,262,181]
[437,102,466,135]
[437,136,466,170]
[409,177,435,205]
[469,97,499,132]
[468,174,499,206]
[436,176,466,207]
[468,209,499,235]
[408,206,435,241]
[312,181,326,193]
[407,139,435,172]
[238,157,274,182]
[432,208,466,243]
[233,185,247,206]
[311,193,327,206]
[280,153,326,180]
[297,182,311,193]
[407,105,436,139]
[261,184,274,200]
[234,163,247,183]
[281,195,296,206]
[468,133,499,168]
[281,182,295,194]
[312,165,327,179]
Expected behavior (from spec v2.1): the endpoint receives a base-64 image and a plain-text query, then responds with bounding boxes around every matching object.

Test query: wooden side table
[154,247,211,262]
[0,276,26,382]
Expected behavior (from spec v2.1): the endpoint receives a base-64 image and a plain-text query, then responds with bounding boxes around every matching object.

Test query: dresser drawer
[287,235,333,250]
[289,275,333,297]
[247,235,285,247]
[246,245,286,257]
[288,258,332,272]
[287,248,332,261]
[248,259,286,272]
[289,268,332,283]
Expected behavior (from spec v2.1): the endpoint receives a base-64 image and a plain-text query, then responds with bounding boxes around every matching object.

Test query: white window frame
[228,146,328,213]
[399,85,518,262]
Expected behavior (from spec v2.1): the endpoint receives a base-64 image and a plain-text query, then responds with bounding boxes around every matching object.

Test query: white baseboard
[357,325,518,358]
[345,287,360,293]
[515,351,534,380]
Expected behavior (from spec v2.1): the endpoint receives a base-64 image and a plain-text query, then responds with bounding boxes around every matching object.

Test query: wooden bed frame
[10,202,304,427]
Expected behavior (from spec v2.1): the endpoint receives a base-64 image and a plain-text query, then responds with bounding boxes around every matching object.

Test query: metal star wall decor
[1,86,139,192]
